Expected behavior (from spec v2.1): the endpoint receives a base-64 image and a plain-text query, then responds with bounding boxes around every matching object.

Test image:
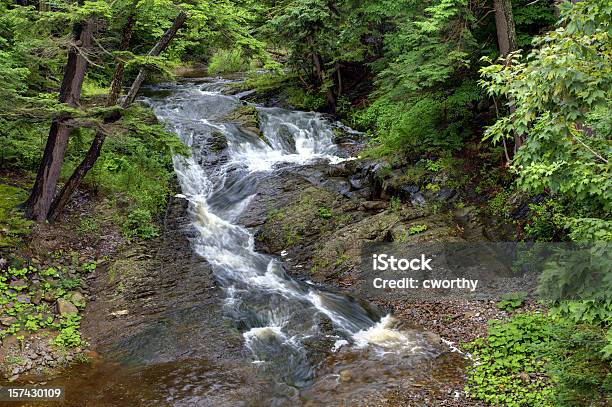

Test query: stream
[45,79,449,406]
[146,79,439,403]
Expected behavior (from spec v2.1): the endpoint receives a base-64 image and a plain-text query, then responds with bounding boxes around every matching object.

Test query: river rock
[9,279,26,288]
[410,192,427,207]
[68,291,86,307]
[348,174,364,190]
[209,131,228,151]
[436,186,456,202]
[1,316,17,326]
[56,298,78,315]
[16,294,31,303]
[339,370,353,382]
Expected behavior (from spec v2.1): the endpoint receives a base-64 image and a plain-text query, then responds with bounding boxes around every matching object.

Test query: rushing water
[143,78,437,394]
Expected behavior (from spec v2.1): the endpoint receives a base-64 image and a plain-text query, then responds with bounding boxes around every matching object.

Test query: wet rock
[339,369,353,382]
[209,131,228,151]
[400,184,419,196]
[425,331,442,344]
[436,186,456,202]
[56,298,78,315]
[410,192,427,207]
[348,175,364,190]
[224,104,261,133]
[511,193,546,219]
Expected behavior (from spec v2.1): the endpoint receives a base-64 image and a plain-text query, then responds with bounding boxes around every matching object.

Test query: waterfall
[145,80,427,386]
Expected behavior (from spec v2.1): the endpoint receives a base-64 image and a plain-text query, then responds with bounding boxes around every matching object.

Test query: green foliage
[207,49,249,75]
[465,313,554,406]
[0,263,90,343]
[488,190,512,219]
[53,314,83,348]
[524,199,567,241]
[122,209,159,240]
[316,207,333,219]
[467,312,612,407]
[541,320,611,406]
[480,0,612,242]
[76,216,100,236]
[0,184,34,248]
[389,196,402,212]
[497,291,527,311]
[408,224,428,235]
[286,86,326,112]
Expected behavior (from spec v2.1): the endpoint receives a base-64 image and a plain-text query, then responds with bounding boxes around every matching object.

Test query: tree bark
[48,11,188,221]
[493,0,517,58]
[492,0,521,154]
[122,12,188,107]
[23,18,93,221]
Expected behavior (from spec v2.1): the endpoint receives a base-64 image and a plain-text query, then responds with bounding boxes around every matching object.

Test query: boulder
[208,131,228,151]
[56,298,78,315]
[0,316,17,326]
[68,291,86,307]
[410,192,427,207]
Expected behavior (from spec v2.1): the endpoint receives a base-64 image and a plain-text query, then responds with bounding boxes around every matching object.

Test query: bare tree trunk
[23,18,93,221]
[48,11,188,221]
[493,0,517,58]
[122,12,188,107]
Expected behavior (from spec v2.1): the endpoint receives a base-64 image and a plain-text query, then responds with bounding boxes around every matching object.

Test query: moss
[0,184,34,248]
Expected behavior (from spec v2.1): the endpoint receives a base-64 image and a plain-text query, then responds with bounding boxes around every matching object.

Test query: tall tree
[23,15,93,221]
[48,11,188,221]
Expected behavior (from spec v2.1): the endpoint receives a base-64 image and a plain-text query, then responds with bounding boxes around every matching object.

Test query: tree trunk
[48,11,188,221]
[48,11,136,222]
[107,11,136,105]
[23,18,93,221]
[493,0,521,154]
[307,35,336,112]
[493,0,517,58]
[122,12,188,107]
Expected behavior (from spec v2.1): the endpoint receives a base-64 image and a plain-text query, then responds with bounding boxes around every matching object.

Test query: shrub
[207,49,249,75]
[122,209,159,240]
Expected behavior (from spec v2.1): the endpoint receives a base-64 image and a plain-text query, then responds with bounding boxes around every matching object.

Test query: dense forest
[0,0,610,406]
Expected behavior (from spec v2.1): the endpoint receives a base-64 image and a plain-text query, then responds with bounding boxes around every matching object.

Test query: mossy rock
[224,104,260,130]
[209,131,228,152]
